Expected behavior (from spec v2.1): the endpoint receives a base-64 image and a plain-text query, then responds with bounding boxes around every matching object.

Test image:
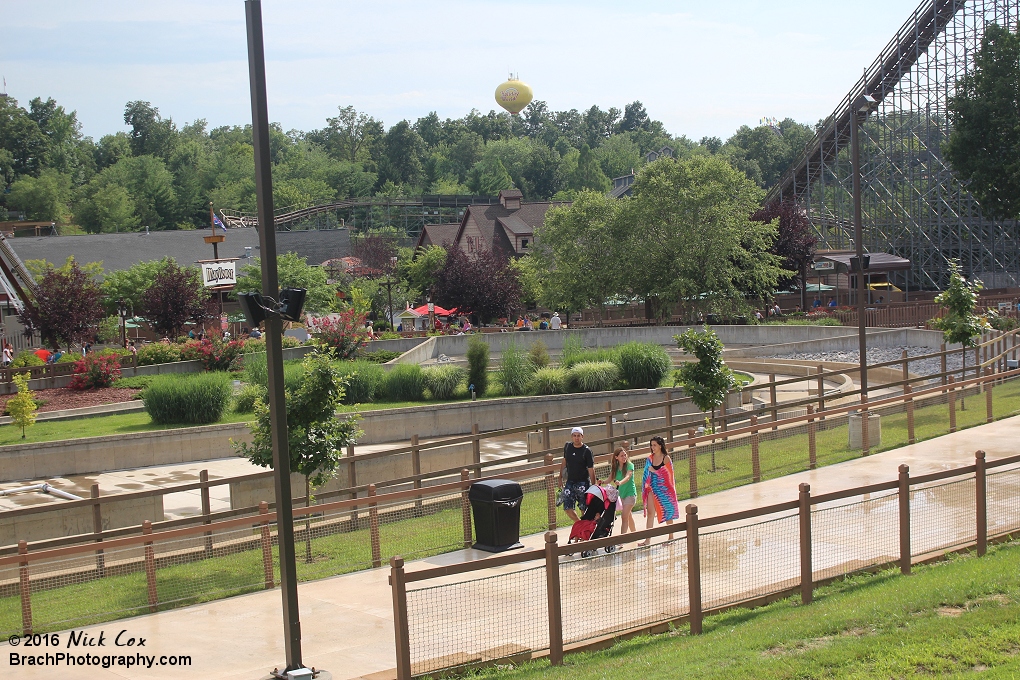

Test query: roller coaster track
[0,233,37,316]
[219,195,498,232]
[767,0,1020,290]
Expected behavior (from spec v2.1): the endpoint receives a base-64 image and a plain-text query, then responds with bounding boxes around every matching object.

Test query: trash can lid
[469,479,523,502]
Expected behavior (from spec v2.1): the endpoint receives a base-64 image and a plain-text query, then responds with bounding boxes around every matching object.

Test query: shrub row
[142,372,233,424]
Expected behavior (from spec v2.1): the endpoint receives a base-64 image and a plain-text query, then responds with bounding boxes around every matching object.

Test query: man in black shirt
[559,426,596,522]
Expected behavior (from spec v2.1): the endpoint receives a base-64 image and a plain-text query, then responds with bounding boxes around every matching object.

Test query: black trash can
[469,479,524,552]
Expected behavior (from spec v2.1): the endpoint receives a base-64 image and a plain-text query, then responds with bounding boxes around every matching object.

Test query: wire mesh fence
[699,514,800,610]
[986,466,1020,539]
[811,492,899,581]
[910,477,977,556]
[559,538,689,645]
[406,565,548,676]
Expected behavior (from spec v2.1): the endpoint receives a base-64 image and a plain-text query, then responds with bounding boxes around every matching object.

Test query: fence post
[542,412,550,455]
[898,465,911,575]
[769,373,778,430]
[976,451,987,557]
[545,453,557,532]
[985,367,994,423]
[750,415,761,482]
[948,375,957,433]
[807,406,817,470]
[976,346,982,389]
[686,504,702,635]
[817,365,825,418]
[90,483,105,578]
[665,390,674,442]
[368,484,381,568]
[390,556,412,680]
[143,520,158,613]
[798,483,812,605]
[258,501,275,589]
[605,400,614,454]
[901,349,909,385]
[411,434,422,515]
[688,429,698,499]
[461,469,472,549]
[545,532,564,666]
[905,383,915,444]
[471,424,481,477]
[18,540,31,635]
[200,469,213,558]
[941,343,947,386]
[347,443,359,527]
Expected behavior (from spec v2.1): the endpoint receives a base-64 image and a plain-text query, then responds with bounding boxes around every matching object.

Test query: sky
[1,0,923,141]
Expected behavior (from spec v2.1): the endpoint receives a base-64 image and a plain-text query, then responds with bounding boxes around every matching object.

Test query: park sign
[812,260,835,271]
[200,259,237,288]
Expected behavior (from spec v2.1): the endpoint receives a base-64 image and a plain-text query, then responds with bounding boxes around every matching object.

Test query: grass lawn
[471,540,1020,679]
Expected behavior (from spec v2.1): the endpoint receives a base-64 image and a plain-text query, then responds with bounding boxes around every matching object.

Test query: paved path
[6,415,1018,680]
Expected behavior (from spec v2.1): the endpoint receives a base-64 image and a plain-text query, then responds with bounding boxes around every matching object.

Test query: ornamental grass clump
[422,365,466,400]
[381,364,425,401]
[527,339,551,369]
[567,361,620,392]
[334,360,385,404]
[466,336,489,396]
[530,366,568,395]
[497,341,534,396]
[142,372,233,425]
[233,383,266,414]
[615,342,673,389]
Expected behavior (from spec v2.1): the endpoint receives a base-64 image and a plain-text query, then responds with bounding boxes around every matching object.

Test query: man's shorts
[561,479,589,512]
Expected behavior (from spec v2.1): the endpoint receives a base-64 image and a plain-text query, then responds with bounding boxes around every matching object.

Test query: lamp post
[117,298,127,348]
[851,93,879,400]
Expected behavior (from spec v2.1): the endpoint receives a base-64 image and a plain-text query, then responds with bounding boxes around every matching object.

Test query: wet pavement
[5,413,1018,680]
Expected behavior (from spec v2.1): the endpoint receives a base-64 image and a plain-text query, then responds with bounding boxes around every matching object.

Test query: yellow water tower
[494,76,533,115]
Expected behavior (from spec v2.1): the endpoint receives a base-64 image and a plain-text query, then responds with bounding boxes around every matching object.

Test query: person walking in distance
[610,446,637,537]
[559,426,596,523]
[638,436,679,546]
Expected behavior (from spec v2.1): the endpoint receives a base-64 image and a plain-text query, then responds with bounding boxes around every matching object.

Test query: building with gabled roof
[443,189,566,258]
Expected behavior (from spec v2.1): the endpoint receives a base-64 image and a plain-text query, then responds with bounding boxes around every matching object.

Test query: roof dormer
[498,188,523,211]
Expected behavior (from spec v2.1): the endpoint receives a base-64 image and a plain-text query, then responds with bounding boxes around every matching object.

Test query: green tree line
[0,96,815,231]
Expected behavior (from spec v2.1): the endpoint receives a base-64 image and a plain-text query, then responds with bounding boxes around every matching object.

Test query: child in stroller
[567,482,619,557]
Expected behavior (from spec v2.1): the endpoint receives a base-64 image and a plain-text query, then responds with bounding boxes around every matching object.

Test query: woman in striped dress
[637,436,679,546]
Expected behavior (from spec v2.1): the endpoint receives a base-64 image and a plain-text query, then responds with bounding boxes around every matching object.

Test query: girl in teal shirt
[611,446,637,536]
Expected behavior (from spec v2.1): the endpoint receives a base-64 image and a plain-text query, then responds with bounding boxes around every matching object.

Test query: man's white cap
[571,427,583,435]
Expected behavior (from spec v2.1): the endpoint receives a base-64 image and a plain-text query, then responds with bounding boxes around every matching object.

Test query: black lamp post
[384,255,397,331]
[851,93,880,400]
[117,298,127,348]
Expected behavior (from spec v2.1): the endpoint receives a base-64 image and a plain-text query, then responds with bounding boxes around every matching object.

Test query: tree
[931,259,991,397]
[673,326,738,429]
[21,259,106,350]
[75,183,138,233]
[235,252,334,313]
[315,105,380,163]
[7,373,38,439]
[123,100,178,161]
[533,190,626,324]
[944,24,1020,221]
[625,156,787,320]
[433,247,522,323]
[140,260,209,339]
[350,232,400,273]
[101,257,173,315]
[401,245,447,300]
[235,351,361,487]
[6,169,72,222]
[750,199,817,304]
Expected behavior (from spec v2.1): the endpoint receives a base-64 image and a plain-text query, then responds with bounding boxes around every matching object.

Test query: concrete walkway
[6,415,1018,680]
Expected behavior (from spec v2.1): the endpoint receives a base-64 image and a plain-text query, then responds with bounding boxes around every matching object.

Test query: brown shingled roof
[415,222,460,250]
[456,201,567,249]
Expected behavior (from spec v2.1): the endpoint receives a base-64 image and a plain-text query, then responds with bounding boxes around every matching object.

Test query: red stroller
[567,484,618,558]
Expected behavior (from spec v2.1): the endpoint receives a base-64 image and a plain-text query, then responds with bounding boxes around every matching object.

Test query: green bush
[242,352,268,387]
[466,336,489,396]
[360,350,402,363]
[281,335,301,348]
[233,383,267,413]
[990,315,1019,331]
[561,335,584,367]
[136,343,182,366]
[112,375,156,390]
[530,366,568,395]
[142,372,233,424]
[615,342,673,388]
[333,360,385,404]
[283,361,304,392]
[497,341,534,396]
[381,363,425,401]
[568,361,620,392]
[12,351,44,368]
[560,340,619,369]
[528,340,551,369]
[423,365,466,400]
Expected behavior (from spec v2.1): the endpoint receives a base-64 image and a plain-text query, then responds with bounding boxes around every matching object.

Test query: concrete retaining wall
[1,494,164,547]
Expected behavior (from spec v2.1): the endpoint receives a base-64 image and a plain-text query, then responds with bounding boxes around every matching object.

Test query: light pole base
[849,411,881,450]
[262,668,332,680]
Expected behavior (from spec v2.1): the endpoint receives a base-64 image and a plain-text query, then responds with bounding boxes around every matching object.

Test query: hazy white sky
[2,0,922,140]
